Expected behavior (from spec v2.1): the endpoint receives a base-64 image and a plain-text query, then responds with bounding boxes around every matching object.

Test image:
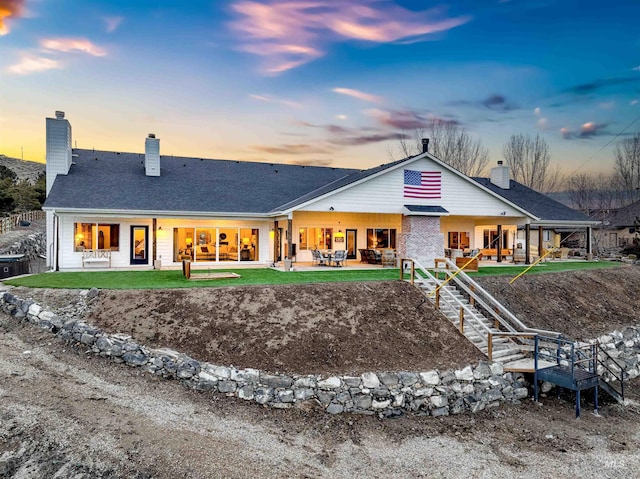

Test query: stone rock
[238,385,254,400]
[87,287,100,300]
[231,368,259,384]
[474,361,492,379]
[198,370,219,385]
[208,365,231,379]
[278,390,294,403]
[361,372,380,389]
[392,392,405,407]
[481,388,503,402]
[218,381,237,393]
[254,388,274,405]
[123,352,147,366]
[372,399,391,410]
[420,370,440,386]
[317,376,341,389]
[430,395,448,408]
[353,394,372,409]
[294,388,315,401]
[514,387,529,400]
[413,387,433,398]
[440,371,456,385]
[80,333,96,345]
[326,403,344,415]
[541,381,554,393]
[378,372,399,386]
[316,391,335,406]
[96,336,113,351]
[398,372,419,386]
[455,365,474,381]
[431,406,449,417]
[294,376,317,388]
[490,362,504,376]
[342,376,361,388]
[260,374,293,388]
[27,303,41,317]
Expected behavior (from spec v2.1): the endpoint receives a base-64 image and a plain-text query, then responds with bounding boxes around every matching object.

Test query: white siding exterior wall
[299,158,525,217]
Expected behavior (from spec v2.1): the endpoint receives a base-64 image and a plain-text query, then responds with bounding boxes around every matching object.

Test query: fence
[0,211,46,235]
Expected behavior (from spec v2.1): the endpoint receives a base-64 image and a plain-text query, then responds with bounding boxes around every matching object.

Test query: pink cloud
[230,0,471,74]
[104,16,124,33]
[0,0,24,36]
[41,38,107,57]
[249,93,302,108]
[332,87,383,104]
[8,54,60,74]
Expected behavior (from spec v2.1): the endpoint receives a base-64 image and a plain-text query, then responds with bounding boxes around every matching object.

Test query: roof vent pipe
[421,138,429,153]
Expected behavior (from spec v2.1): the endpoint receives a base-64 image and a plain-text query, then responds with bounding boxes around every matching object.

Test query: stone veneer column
[397,216,444,268]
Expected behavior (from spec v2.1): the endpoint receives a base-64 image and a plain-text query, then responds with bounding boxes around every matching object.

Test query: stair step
[492,353,526,363]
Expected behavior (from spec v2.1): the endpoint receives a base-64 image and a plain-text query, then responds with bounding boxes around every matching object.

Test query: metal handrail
[436,257,562,337]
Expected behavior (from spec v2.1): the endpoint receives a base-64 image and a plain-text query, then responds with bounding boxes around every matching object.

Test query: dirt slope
[477,265,640,340]
[84,281,484,375]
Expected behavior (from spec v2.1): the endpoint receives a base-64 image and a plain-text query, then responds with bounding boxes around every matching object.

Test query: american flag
[404,170,442,199]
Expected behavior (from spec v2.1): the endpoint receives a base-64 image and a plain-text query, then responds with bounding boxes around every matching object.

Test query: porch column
[538,227,544,258]
[273,220,278,264]
[398,215,444,268]
[586,226,593,259]
[525,224,531,265]
[152,218,157,265]
[287,218,293,259]
[496,224,503,263]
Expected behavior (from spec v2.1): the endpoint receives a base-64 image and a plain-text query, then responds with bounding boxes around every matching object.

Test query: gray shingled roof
[609,199,640,227]
[472,178,591,222]
[44,149,356,214]
[270,156,413,212]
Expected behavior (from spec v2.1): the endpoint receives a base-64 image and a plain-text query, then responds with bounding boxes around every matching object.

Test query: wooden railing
[0,211,45,235]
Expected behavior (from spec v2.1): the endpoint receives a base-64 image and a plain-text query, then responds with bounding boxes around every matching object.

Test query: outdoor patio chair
[332,250,347,267]
[318,250,331,265]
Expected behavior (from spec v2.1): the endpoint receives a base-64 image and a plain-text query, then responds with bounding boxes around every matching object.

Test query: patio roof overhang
[403,205,450,216]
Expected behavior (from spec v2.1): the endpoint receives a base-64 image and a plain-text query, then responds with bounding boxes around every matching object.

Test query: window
[74,223,94,251]
[483,230,509,249]
[74,223,120,251]
[299,227,333,250]
[367,228,397,249]
[173,226,259,262]
[448,231,470,249]
[543,230,551,242]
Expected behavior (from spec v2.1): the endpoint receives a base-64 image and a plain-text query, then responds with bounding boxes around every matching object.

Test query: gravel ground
[2,294,640,478]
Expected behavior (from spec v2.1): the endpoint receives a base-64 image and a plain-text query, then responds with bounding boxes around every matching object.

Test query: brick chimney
[144,133,160,176]
[45,111,73,195]
[421,138,430,153]
[490,160,510,189]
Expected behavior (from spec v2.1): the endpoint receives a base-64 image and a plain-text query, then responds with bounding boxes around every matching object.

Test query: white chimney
[490,160,510,189]
[46,110,73,195]
[145,133,160,176]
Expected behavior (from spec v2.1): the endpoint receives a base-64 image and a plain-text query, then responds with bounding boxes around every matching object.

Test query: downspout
[54,211,59,271]
[152,218,157,268]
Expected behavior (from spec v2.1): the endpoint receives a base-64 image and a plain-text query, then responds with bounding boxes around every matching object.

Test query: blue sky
[1,0,639,175]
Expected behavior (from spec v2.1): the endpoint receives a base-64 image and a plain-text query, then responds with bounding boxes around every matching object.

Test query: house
[596,199,640,250]
[43,112,597,271]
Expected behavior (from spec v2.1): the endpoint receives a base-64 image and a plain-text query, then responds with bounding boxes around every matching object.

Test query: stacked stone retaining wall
[2,290,637,416]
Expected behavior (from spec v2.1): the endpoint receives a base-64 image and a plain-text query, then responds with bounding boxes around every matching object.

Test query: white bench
[82,249,111,268]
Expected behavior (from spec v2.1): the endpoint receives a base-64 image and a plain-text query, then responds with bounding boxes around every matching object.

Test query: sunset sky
[1,0,639,175]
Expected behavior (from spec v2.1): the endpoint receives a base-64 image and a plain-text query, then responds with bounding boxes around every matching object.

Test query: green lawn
[468,260,623,277]
[3,268,401,289]
[2,260,624,290]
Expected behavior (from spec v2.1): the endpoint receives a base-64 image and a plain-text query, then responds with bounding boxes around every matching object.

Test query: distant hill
[0,155,45,183]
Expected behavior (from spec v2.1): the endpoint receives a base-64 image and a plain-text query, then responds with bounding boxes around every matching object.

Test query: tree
[392,120,490,176]
[502,133,563,193]
[0,164,17,182]
[613,132,640,206]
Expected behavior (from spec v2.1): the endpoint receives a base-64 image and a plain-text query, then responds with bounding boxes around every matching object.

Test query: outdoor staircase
[402,257,628,415]
[405,257,563,372]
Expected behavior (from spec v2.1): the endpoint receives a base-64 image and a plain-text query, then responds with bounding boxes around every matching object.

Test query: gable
[294,156,530,218]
